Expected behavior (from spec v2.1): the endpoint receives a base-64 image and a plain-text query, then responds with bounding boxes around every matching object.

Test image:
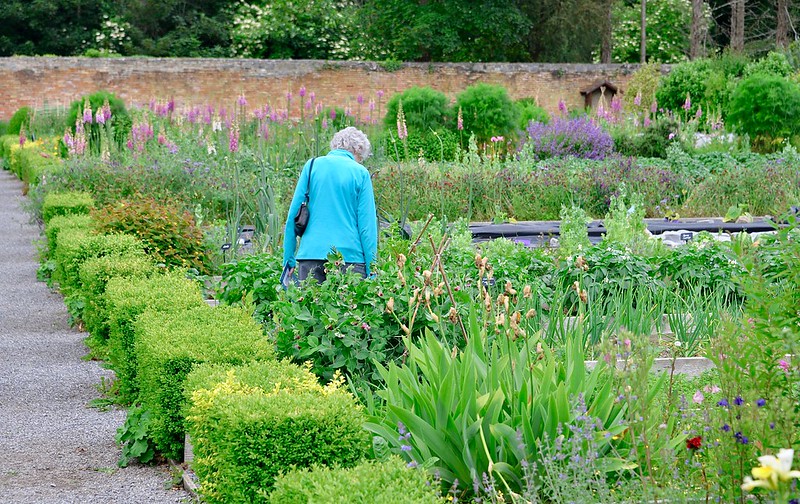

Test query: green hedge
[78,253,156,347]
[42,191,95,225]
[0,135,17,161]
[135,305,275,460]
[10,140,62,187]
[51,228,145,296]
[43,214,95,259]
[185,360,371,503]
[105,271,206,405]
[269,457,443,504]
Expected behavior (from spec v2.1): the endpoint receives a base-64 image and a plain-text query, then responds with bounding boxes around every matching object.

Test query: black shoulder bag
[293,158,315,236]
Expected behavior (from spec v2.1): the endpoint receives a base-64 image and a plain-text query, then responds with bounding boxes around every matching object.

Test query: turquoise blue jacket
[282,149,378,274]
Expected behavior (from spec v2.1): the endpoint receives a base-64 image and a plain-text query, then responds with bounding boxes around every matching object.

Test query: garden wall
[0,57,642,120]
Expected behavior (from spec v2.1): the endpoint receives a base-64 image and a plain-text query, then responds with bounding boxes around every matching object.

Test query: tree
[613,0,697,62]
[0,0,110,56]
[358,0,532,62]
[519,0,606,62]
[690,0,709,58]
[730,0,745,51]
[230,0,358,60]
[776,0,790,48]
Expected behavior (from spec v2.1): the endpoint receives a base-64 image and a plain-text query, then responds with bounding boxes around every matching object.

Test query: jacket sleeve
[282,160,311,268]
[357,171,378,275]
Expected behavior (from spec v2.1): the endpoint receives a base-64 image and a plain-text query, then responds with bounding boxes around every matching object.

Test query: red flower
[686,436,702,450]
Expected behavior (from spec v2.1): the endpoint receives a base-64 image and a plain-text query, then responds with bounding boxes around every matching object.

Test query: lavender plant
[523,116,614,161]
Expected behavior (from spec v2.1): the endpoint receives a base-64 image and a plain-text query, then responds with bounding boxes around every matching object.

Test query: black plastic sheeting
[469,217,785,247]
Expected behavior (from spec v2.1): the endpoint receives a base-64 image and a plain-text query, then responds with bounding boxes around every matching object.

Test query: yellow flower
[742,449,800,492]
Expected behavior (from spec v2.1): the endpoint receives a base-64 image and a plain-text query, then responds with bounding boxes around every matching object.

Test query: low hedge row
[135,305,275,460]
[269,457,443,504]
[79,253,157,347]
[184,361,371,503]
[105,271,206,405]
[42,191,95,225]
[0,137,63,190]
[14,152,436,501]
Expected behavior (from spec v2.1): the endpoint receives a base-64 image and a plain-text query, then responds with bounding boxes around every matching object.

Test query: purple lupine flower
[237,93,247,107]
[305,99,312,111]
[457,106,463,131]
[309,91,315,102]
[695,106,702,119]
[322,118,328,129]
[286,91,292,102]
[683,93,691,111]
[299,86,306,98]
[376,90,384,99]
[357,94,364,105]
[330,108,337,120]
[611,95,622,113]
[369,100,375,112]
[558,100,568,115]
[18,128,25,147]
[650,100,658,113]
[633,92,642,107]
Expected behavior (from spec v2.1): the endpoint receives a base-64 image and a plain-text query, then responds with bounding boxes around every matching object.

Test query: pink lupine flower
[299,86,307,98]
[286,91,293,102]
[644,116,651,127]
[376,90,385,99]
[237,93,247,107]
[695,106,702,119]
[330,108,337,120]
[305,99,312,111]
[369,100,376,112]
[611,95,622,113]
[634,92,642,107]
[650,101,658,114]
[167,98,175,113]
[457,106,463,131]
[309,91,315,102]
[228,123,240,153]
[357,94,364,105]
[683,93,691,111]
[82,100,93,124]
[558,100,568,115]
[321,118,328,129]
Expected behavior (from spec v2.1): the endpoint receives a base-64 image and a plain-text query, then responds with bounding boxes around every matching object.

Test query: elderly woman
[282,126,378,283]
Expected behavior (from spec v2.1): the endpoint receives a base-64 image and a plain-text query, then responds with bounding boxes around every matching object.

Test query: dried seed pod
[579,289,588,303]
[447,306,458,323]
[523,285,532,299]
[397,253,407,268]
[575,255,588,271]
[386,297,395,313]
[505,281,517,296]
[525,308,537,319]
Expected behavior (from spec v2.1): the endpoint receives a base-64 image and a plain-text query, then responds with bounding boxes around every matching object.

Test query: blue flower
[733,396,744,406]
[717,398,729,407]
[721,424,731,432]
[756,398,766,407]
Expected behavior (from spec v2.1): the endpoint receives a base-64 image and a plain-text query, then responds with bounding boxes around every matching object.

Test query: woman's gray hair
[330,127,372,161]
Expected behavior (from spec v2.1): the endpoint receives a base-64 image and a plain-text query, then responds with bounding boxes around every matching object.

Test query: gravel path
[0,170,189,503]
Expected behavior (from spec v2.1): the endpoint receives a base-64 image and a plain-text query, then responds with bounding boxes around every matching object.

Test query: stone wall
[0,57,643,120]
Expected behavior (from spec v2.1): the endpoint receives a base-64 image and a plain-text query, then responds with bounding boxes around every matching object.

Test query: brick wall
[0,57,643,121]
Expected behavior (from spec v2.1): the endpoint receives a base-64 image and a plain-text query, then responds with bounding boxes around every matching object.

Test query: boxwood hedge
[135,305,274,460]
[184,361,370,503]
[269,457,443,504]
[42,191,95,224]
[104,271,206,405]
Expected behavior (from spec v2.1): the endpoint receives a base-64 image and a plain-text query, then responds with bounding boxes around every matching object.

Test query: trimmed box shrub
[135,306,275,460]
[185,361,371,503]
[12,139,62,187]
[42,191,95,225]
[43,214,95,260]
[51,229,145,295]
[105,271,206,405]
[0,135,18,160]
[269,457,443,504]
[78,253,157,346]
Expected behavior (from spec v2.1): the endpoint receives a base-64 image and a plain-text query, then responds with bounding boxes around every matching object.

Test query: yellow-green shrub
[0,135,17,160]
[12,139,62,187]
[105,271,206,405]
[269,457,443,504]
[185,361,371,503]
[135,306,275,460]
[51,228,145,295]
[43,214,95,259]
[42,191,95,225]
[78,253,157,348]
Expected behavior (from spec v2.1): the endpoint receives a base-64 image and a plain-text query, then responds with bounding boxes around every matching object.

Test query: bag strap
[303,158,315,203]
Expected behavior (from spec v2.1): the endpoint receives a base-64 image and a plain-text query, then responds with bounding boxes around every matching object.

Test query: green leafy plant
[218,252,283,324]
[514,98,549,130]
[558,204,591,258]
[7,106,32,135]
[65,90,130,152]
[384,87,450,133]
[116,404,156,467]
[41,191,95,224]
